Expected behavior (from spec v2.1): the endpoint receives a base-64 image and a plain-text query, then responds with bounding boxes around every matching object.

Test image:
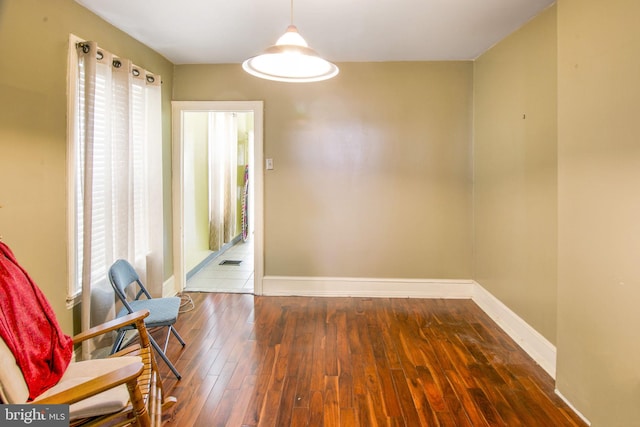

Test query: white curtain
[208,112,238,251]
[75,41,162,357]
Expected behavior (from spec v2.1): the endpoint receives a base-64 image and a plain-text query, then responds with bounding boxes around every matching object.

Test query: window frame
[66,34,83,307]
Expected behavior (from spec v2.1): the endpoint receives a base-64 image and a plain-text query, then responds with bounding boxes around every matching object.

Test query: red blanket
[0,242,73,400]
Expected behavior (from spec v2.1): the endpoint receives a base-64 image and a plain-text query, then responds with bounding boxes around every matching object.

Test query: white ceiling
[75,0,555,64]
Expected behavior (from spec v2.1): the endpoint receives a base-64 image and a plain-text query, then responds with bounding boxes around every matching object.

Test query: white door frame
[171,101,264,295]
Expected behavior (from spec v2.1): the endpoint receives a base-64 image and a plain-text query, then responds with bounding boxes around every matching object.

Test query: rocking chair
[0,241,176,426]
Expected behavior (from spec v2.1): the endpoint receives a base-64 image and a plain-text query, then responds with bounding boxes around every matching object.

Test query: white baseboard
[555,389,591,425]
[262,275,475,298]
[163,275,178,297]
[472,281,557,378]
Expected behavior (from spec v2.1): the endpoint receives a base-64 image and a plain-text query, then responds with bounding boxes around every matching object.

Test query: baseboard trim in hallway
[185,238,254,293]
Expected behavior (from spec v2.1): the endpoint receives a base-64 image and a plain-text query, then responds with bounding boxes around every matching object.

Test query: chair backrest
[109,259,139,312]
[108,260,153,313]
[0,336,29,404]
[0,241,73,400]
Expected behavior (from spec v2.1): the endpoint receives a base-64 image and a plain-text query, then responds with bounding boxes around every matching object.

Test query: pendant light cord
[290,0,294,25]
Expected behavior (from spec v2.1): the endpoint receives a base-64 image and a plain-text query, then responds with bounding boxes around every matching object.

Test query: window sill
[66,292,81,309]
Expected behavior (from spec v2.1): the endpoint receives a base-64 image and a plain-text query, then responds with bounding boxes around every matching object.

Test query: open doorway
[171,101,264,295]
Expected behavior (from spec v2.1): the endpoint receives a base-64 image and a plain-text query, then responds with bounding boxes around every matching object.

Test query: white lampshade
[243,25,339,83]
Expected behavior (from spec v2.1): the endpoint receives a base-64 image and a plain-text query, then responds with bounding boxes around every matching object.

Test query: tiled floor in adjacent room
[185,238,254,293]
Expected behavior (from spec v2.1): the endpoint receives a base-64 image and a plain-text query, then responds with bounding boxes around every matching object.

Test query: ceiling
[75,0,555,65]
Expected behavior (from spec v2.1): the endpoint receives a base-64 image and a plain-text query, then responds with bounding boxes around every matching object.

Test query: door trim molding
[171,101,264,295]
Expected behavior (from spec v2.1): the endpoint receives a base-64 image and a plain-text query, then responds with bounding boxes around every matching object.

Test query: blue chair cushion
[116,297,181,327]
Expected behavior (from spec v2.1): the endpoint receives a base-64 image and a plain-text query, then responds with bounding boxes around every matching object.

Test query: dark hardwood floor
[157,292,586,426]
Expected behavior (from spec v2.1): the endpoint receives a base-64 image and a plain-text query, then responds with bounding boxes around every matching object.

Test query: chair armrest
[73,310,150,344]
[33,362,143,405]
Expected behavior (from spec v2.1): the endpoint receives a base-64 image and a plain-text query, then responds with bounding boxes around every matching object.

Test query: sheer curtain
[208,112,238,251]
[74,41,162,357]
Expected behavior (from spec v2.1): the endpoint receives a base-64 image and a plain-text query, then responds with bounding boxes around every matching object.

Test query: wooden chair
[0,309,176,426]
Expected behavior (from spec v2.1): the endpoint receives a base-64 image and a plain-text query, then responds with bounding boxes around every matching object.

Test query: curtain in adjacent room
[74,41,162,357]
[208,112,238,251]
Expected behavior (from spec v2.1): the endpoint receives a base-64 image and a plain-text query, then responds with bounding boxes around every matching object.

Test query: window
[66,35,162,310]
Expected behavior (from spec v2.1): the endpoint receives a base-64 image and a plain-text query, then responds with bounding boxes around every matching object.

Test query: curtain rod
[75,42,159,84]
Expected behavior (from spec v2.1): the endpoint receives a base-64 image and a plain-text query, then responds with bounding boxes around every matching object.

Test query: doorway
[171,101,264,295]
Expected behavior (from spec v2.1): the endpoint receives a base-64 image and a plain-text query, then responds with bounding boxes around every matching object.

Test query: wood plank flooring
[158,293,586,427]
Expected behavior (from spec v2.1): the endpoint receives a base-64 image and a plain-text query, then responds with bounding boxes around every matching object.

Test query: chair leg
[162,327,171,354]
[161,326,186,354]
[169,326,186,347]
[148,334,182,380]
[110,330,127,354]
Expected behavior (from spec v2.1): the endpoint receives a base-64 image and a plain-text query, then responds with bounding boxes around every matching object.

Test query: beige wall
[557,0,640,424]
[473,6,558,343]
[174,62,474,279]
[183,112,211,271]
[0,0,174,334]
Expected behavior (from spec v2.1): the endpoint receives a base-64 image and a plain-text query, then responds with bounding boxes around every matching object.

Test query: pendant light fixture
[242,0,339,83]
